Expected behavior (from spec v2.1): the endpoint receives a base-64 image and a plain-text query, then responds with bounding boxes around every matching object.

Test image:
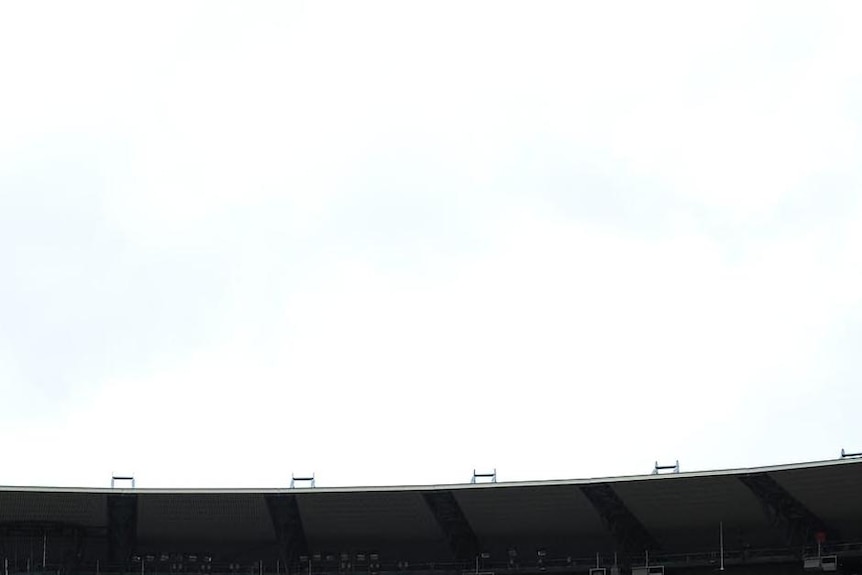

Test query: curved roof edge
[2,456,860,495]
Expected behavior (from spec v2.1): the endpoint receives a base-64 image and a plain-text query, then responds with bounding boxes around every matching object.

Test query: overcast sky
[1,1,861,489]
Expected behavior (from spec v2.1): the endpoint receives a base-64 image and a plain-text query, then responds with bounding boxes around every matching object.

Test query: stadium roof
[1,457,860,566]
[1,456,857,493]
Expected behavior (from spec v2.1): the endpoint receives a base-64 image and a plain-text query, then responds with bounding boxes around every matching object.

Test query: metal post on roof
[652,461,679,475]
[841,448,862,458]
[290,473,315,489]
[471,469,496,484]
[111,474,135,489]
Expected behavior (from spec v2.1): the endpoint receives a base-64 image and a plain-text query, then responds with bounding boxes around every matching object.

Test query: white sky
[1,1,861,489]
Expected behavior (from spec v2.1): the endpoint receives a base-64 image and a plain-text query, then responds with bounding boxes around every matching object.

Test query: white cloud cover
[1,1,861,488]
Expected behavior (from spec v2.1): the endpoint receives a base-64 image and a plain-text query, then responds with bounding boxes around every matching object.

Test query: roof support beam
[422,491,479,562]
[265,494,309,570]
[579,483,659,560]
[106,494,138,566]
[738,473,838,547]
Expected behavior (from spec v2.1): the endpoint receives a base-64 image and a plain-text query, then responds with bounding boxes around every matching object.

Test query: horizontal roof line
[2,456,860,495]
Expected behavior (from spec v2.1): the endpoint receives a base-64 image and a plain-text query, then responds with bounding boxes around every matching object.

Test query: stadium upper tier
[1,458,861,574]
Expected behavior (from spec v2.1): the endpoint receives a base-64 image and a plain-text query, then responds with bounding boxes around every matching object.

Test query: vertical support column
[422,491,479,563]
[266,495,310,573]
[107,495,138,567]
[580,483,658,563]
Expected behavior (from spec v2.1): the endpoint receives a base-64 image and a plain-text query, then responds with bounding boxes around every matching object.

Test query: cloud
[1,1,861,487]
[0,138,230,406]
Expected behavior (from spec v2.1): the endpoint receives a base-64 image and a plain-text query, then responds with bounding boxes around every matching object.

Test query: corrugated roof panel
[297,491,444,542]
[455,484,608,537]
[613,475,780,550]
[136,494,275,542]
[0,491,106,526]
[771,462,862,540]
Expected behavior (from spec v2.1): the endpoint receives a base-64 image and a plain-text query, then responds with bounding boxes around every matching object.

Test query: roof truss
[579,483,659,561]
[738,472,838,547]
[265,494,309,569]
[422,490,479,562]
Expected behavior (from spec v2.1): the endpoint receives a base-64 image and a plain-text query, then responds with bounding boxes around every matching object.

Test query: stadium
[1,457,861,575]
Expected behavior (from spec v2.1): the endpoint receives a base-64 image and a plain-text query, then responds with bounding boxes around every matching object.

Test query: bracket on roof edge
[291,473,316,488]
[471,469,497,483]
[840,448,862,458]
[652,461,679,475]
[111,474,135,488]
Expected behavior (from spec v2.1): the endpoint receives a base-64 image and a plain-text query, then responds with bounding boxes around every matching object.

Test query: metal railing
[5,542,862,575]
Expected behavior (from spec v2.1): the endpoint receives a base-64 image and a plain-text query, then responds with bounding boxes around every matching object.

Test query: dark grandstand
[1,458,861,575]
